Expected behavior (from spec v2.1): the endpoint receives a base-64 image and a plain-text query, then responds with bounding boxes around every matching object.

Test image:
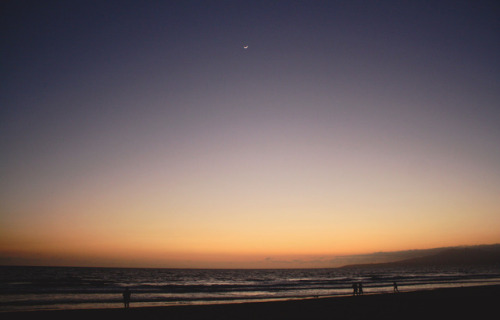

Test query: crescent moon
[243,45,248,49]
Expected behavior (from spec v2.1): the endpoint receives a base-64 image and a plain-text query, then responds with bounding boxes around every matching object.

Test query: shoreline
[3,284,499,319]
[3,280,499,312]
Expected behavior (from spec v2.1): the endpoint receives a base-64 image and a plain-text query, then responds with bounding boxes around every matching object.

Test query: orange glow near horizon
[2,193,499,268]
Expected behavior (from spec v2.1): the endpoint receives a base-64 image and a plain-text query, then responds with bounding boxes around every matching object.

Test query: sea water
[1,265,500,312]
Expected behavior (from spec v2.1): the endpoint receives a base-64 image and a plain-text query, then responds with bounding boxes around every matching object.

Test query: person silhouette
[358,282,363,295]
[352,282,358,296]
[393,281,399,293]
[123,287,131,309]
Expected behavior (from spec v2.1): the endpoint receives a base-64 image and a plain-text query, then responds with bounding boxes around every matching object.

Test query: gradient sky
[1,0,499,268]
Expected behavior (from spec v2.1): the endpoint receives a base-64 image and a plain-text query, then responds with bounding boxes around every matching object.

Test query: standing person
[123,287,131,309]
[358,282,363,295]
[393,281,399,293]
[352,282,358,296]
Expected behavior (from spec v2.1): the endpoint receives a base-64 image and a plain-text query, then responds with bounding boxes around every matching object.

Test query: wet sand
[3,284,499,320]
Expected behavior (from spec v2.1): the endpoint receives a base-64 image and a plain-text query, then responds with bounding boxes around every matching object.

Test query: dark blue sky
[3,1,498,137]
[1,0,500,267]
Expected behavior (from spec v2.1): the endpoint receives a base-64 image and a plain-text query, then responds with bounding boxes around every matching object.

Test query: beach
[3,284,499,320]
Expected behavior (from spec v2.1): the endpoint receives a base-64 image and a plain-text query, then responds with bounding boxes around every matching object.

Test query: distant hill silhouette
[340,244,500,268]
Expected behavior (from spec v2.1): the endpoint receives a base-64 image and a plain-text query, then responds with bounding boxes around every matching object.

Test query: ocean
[1,265,500,312]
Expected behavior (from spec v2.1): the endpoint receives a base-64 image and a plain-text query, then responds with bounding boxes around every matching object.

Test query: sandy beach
[3,284,499,320]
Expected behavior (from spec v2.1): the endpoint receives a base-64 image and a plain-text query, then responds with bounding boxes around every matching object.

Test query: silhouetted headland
[339,244,500,269]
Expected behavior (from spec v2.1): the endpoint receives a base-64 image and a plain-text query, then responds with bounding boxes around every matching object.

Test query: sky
[1,0,499,268]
